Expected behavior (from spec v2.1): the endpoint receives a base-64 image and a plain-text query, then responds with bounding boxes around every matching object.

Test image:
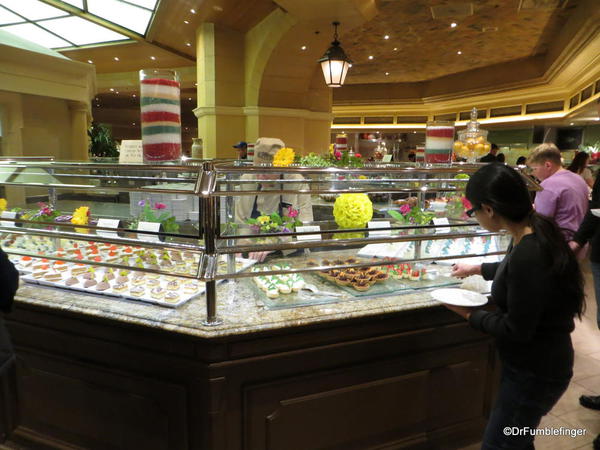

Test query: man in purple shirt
[528,143,589,240]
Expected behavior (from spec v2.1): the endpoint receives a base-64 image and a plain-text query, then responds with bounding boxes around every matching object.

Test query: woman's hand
[443,304,473,320]
[248,251,272,262]
[451,263,481,278]
[568,241,581,252]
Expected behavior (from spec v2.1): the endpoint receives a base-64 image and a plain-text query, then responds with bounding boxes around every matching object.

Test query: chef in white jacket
[234,138,314,261]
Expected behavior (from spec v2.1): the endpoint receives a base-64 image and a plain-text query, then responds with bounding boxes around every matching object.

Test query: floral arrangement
[130,200,179,233]
[299,153,330,167]
[331,150,363,168]
[273,147,295,167]
[20,202,60,223]
[388,204,435,226]
[0,198,6,213]
[333,193,373,229]
[245,206,301,234]
[71,206,90,226]
[446,196,473,220]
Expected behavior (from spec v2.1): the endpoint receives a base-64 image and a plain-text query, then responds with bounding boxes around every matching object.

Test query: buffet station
[0,157,539,449]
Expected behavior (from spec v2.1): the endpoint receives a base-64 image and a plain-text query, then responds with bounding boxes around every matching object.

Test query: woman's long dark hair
[567,152,589,175]
[466,163,585,318]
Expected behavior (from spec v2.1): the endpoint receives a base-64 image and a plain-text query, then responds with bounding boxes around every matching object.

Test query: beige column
[68,101,90,161]
[193,23,246,159]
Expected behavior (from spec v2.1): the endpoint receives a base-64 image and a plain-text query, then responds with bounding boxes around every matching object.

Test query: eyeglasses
[466,206,481,217]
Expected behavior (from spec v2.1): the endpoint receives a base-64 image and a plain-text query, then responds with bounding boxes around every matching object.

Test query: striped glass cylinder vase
[139,69,182,163]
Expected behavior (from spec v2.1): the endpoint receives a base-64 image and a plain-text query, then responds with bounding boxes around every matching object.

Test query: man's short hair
[527,143,562,166]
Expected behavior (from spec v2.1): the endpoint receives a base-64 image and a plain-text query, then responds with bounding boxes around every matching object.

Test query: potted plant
[88,122,119,161]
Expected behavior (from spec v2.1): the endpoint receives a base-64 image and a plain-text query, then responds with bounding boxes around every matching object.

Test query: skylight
[0,0,159,50]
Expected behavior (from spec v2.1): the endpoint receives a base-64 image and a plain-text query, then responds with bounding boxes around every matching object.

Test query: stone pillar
[68,101,90,161]
[193,23,246,159]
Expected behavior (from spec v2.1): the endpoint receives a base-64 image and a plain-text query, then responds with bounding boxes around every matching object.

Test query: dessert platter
[248,253,460,309]
[11,245,255,308]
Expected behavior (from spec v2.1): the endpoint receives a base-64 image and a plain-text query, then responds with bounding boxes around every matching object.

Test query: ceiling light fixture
[190,9,196,14]
[384,35,389,40]
[393,47,398,51]
[114,57,119,61]
[318,21,352,88]
[87,60,93,64]
[186,42,191,46]
[301,45,307,50]
[385,72,389,76]
[109,88,114,92]
[451,22,457,28]
[457,51,462,55]
[184,20,189,24]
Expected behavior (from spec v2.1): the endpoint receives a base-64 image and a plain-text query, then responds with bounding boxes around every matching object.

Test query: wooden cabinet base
[2,302,498,449]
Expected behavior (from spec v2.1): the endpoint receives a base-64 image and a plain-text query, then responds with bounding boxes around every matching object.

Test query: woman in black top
[449,163,584,449]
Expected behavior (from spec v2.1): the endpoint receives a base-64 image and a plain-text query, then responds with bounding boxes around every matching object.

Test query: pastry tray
[17,257,256,309]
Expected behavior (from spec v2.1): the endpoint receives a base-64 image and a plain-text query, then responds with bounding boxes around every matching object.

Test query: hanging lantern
[318,21,352,88]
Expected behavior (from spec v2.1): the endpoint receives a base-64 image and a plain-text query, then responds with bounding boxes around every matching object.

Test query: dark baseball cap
[233,141,247,148]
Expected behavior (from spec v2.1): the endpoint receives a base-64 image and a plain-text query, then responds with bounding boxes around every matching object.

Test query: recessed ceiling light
[109,88,114,92]
[87,59,93,64]
[384,35,389,40]
[115,91,119,94]
[348,63,353,67]
[184,20,189,24]
[451,22,457,28]
[132,122,136,126]
[132,94,136,97]
[368,55,374,60]
[457,50,462,55]
[113,57,119,61]
[188,97,192,100]
[413,131,416,133]
[194,82,197,86]
[186,42,191,46]
[190,8,196,13]
[385,72,389,75]
[150,56,156,60]
[301,45,307,50]
[393,47,398,51]
[570,122,574,125]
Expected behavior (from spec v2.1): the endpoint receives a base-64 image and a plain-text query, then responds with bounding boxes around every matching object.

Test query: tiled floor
[461,263,600,450]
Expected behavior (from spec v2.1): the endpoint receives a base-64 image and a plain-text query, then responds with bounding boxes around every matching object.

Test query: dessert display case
[0,160,208,308]
[0,160,539,317]
[204,161,538,319]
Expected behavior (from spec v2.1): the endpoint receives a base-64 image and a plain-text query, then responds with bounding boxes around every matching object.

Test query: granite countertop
[14,275,490,339]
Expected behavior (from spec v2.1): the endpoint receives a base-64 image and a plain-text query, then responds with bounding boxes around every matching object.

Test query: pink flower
[154,202,166,210]
[287,207,299,218]
[400,204,411,215]
[354,153,362,158]
[461,197,472,210]
[334,150,342,160]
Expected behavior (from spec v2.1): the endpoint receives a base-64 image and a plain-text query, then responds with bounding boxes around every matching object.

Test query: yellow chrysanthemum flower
[273,147,295,167]
[71,206,89,226]
[257,215,270,224]
[333,193,373,229]
[0,198,7,212]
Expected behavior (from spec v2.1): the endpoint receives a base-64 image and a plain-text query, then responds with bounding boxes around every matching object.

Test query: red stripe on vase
[141,78,181,88]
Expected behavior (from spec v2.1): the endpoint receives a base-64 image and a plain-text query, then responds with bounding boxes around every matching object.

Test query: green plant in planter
[88,122,119,158]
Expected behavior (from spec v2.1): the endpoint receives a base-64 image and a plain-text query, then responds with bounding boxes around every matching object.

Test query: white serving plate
[430,288,488,307]
[591,209,600,218]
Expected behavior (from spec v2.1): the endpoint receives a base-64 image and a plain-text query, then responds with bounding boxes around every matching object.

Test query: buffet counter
[4,280,498,450]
